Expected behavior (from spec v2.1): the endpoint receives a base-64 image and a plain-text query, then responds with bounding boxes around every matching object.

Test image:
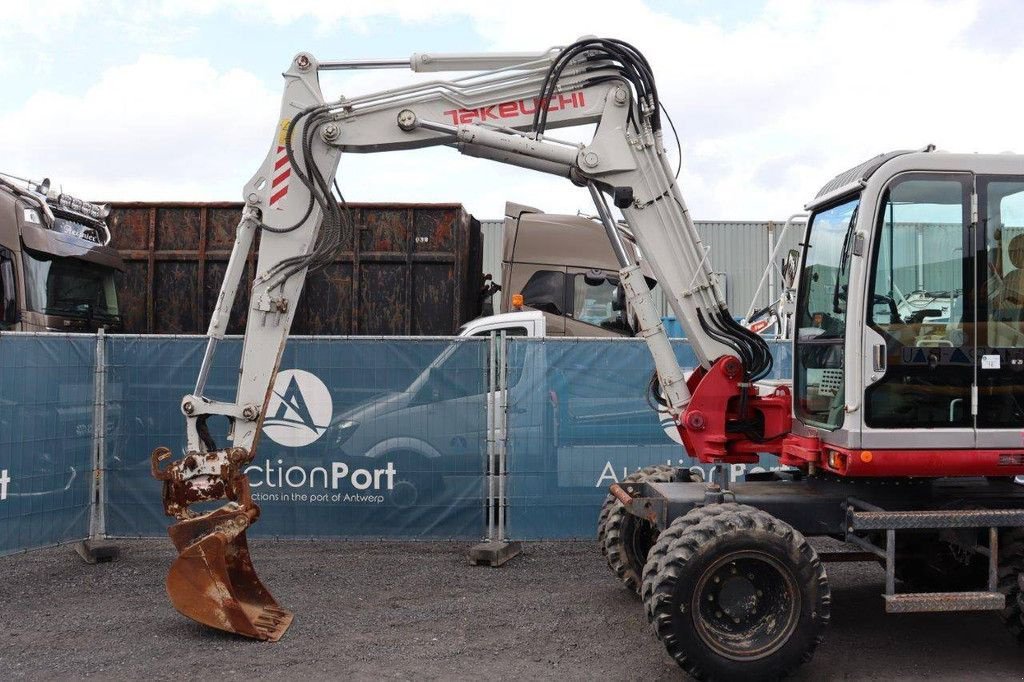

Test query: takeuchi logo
[262,369,332,447]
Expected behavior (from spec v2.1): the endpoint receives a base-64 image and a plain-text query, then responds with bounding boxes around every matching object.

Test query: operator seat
[1002,234,1024,311]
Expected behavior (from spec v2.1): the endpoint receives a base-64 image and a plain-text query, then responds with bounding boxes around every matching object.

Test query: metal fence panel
[505,338,793,540]
[0,334,95,555]
[1,333,798,551]
[105,336,488,540]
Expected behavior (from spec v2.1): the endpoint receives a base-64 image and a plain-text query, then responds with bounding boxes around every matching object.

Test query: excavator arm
[151,38,783,640]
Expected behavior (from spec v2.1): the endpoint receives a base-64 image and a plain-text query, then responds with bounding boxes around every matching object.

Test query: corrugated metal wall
[481,219,504,311]
[481,218,809,318]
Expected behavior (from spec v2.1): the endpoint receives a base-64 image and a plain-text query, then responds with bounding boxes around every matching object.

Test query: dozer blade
[166,508,293,641]
[151,445,292,641]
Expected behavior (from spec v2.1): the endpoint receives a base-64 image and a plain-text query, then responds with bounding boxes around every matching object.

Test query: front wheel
[645,505,830,681]
[386,451,445,509]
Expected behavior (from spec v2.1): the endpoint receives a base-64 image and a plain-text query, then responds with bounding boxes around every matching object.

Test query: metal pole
[988,526,999,592]
[486,332,497,542]
[745,213,807,322]
[767,221,776,309]
[885,529,896,596]
[587,182,633,269]
[497,330,508,542]
[89,328,107,540]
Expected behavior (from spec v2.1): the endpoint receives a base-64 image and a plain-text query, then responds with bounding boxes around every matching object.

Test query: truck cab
[0,176,123,332]
[457,309,545,338]
[500,202,656,336]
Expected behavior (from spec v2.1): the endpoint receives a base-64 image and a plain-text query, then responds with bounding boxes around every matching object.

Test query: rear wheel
[645,505,830,681]
[598,464,682,595]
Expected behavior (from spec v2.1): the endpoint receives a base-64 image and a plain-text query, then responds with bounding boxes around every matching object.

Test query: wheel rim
[626,517,658,570]
[391,479,419,508]
[690,550,801,661]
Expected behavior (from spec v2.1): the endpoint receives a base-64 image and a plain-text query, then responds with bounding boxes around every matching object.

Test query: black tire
[598,464,681,595]
[641,503,744,621]
[999,528,1024,644]
[645,505,830,681]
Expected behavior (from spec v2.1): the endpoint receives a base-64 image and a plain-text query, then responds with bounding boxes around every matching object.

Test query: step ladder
[844,501,1024,613]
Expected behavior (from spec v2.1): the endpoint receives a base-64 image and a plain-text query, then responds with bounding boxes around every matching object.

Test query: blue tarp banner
[0,335,95,555]
[105,336,489,540]
[1,333,796,553]
[505,338,793,539]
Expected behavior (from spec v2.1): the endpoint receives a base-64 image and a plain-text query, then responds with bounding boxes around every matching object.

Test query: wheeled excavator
[150,38,1024,680]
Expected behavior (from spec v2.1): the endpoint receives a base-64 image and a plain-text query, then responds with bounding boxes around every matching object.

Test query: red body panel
[677,356,790,465]
[781,436,1024,477]
[675,356,1024,478]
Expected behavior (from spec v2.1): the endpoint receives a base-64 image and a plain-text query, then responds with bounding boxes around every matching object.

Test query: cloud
[0,54,279,200]
[6,0,1024,223]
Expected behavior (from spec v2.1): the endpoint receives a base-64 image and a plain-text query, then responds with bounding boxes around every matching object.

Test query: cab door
[507,265,567,335]
[861,173,975,449]
[975,176,1024,446]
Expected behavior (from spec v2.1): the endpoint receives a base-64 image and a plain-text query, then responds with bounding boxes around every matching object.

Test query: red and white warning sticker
[270,118,291,210]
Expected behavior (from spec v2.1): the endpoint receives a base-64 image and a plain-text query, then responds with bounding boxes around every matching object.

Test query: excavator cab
[794,148,1024,467]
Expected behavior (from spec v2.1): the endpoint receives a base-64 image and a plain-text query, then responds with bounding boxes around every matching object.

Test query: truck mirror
[782,249,800,289]
[0,254,16,326]
[584,269,607,286]
[615,283,633,332]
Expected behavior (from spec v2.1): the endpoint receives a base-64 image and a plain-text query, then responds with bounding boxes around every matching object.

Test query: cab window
[0,248,16,328]
[572,272,629,332]
[472,326,529,387]
[521,270,566,315]
[794,196,859,429]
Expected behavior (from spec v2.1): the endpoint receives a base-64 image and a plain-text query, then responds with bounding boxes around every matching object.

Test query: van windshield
[22,251,121,322]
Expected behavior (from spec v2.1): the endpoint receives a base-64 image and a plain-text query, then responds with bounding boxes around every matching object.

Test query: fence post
[76,328,118,564]
[469,331,521,566]
[497,330,508,543]
[485,331,497,542]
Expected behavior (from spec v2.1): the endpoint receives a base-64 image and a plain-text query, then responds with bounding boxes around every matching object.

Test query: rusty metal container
[106,202,484,335]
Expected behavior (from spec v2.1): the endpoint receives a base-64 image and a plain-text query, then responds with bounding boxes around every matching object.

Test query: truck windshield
[794,195,860,429]
[22,251,120,322]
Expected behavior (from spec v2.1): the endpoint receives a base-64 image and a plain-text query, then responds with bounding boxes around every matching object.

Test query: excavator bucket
[165,507,293,641]
[151,446,292,641]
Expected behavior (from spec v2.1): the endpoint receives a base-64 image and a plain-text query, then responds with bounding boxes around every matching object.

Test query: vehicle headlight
[334,419,359,446]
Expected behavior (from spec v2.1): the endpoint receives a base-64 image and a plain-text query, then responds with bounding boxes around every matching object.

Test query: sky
[2,0,1024,221]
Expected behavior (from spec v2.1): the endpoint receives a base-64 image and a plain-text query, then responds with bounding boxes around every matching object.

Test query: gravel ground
[1,538,1021,680]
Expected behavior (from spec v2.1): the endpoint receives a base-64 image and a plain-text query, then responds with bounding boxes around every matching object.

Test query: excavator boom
[152,37,775,639]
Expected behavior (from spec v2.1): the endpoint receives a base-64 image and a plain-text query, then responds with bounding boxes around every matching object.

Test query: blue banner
[505,338,793,540]
[0,334,95,555]
[105,336,489,540]
[1,333,796,552]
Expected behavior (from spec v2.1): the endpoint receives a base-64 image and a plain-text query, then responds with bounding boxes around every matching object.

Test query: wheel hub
[717,575,759,621]
[692,551,800,661]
